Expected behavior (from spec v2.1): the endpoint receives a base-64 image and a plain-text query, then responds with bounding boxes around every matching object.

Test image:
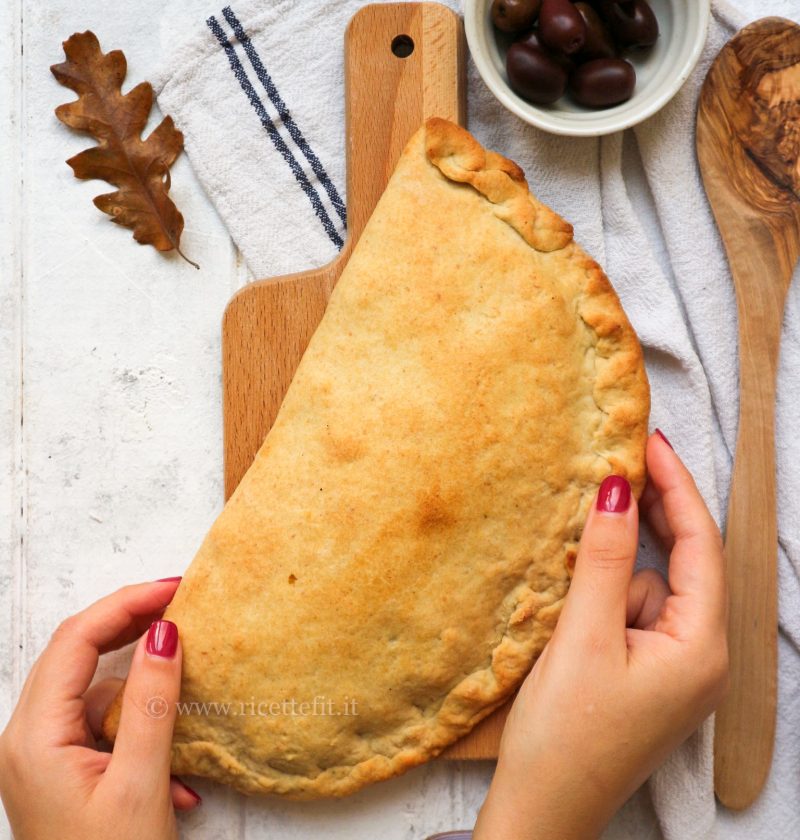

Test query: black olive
[506,39,569,104]
[491,0,542,34]
[515,28,576,73]
[538,0,587,55]
[599,0,659,49]
[569,57,636,107]
[573,3,617,61]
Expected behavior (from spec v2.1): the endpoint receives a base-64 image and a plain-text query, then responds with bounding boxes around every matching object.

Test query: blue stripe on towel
[207,14,344,249]
[222,6,347,227]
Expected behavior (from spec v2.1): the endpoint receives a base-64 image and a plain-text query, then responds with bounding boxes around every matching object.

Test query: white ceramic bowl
[465,0,710,136]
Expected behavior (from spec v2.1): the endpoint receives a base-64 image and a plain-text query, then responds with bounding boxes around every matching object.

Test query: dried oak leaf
[51,31,198,268]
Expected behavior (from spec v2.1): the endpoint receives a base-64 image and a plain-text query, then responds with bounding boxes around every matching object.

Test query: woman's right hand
[475,431,728,840]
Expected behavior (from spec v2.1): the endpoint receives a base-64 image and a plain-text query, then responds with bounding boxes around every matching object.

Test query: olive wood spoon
[696,17,800,811]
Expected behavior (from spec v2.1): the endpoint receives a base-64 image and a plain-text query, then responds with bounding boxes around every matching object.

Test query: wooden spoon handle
[714,311,780,809]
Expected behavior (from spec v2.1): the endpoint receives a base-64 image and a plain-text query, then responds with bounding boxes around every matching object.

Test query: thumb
[105,620,181,794]
[557,476,639,650]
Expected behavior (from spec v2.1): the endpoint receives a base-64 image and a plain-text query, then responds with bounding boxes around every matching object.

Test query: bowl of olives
[465,0,710,136]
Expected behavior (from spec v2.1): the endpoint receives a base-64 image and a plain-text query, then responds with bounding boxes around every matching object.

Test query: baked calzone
[104,118,650,798]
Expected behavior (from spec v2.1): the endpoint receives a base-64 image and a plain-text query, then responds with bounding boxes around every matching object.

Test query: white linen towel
[152,0,800,837]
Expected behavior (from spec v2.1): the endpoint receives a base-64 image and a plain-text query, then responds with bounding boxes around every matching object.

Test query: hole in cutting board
[391,34,414,58]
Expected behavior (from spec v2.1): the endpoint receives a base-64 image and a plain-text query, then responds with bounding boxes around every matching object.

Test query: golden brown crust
[103,118,649,798]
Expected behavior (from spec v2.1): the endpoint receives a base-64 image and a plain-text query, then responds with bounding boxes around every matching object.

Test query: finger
[106,620,181,794]
[84,677,125,742]
[27,579,182,711]
[171,777,202,811]
[626,568,670,630]
[639,478,674,551]
[558,475,639,649]
[646,431,725,625]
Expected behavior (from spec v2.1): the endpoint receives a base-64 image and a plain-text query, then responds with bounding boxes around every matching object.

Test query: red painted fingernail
[156,576,182,583]
[597,475,631,513]
[182,782,202,804]
[655,428,673,450]
[146,620,178,658]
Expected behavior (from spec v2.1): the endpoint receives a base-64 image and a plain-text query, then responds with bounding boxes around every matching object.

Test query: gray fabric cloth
[153,0,800,836]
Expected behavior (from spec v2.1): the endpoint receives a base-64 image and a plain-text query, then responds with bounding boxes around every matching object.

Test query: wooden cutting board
[221,2,504,760]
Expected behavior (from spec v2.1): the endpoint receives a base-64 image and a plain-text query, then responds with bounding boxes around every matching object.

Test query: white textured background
[1,1,798,838]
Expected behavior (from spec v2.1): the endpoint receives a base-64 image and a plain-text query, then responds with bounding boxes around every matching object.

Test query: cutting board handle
[344,3,466,245]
